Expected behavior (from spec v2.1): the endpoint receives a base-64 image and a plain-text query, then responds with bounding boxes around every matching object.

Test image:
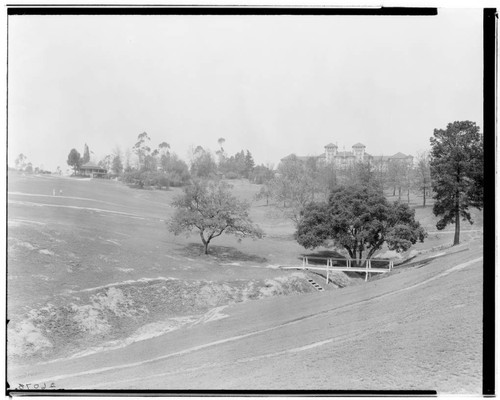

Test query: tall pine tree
[244,150,255,178]
[430,121,483,245]
[82,143,90,164]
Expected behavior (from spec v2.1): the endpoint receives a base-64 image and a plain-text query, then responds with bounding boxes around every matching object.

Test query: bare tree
[413,151,432,207]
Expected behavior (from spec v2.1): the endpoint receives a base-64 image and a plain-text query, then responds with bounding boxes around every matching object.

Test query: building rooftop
[390,152,410,159]
[352,142,366,148]
[324,143,337,148]
[80,162,107,170]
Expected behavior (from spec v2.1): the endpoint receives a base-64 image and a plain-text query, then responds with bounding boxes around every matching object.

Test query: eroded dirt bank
[8,271,357,365]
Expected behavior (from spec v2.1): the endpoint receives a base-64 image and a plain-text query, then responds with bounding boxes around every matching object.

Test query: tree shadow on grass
[412,205,433,210]
[181,242,268,263]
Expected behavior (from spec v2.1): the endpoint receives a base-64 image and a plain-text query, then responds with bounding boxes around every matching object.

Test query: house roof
[352,142,366,148]
[390,152,410,159]
[80,162,107,170]
[324,143,337,148]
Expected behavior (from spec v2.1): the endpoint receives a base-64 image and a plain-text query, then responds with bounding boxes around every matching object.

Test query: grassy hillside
[8,239,483,393]
[7,172,483,368]
[7,173,348,363]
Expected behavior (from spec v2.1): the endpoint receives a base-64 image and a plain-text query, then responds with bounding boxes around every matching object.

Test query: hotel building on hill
[281,142,413,170]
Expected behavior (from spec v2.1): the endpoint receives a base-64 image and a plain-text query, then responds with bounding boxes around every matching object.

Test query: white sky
[7,9,483,171]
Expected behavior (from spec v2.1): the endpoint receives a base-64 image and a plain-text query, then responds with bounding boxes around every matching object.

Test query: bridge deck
[280,266,389,274]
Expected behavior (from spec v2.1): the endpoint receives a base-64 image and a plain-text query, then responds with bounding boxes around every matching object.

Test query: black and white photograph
[6,5,493,395]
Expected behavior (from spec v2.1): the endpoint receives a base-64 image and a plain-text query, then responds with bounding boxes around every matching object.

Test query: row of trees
[65,135,267,189]
[14,153,33,173]
[265,120,483,248]
[14,153,57,174]
[120,132,191,188]
[188,138,262,181]
[168,175,428,262]
[170,120,482,259]
[253,154,430,229]
[66,135,191,189]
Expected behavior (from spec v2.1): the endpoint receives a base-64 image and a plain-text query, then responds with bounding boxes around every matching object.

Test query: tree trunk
[398,187,401,200]
[407,188,410,204]
[454,193,460,246]
[423,187,426,207]
[356,247,362,267]
[200,232,209,254]
[393,186,396,196]
[359,251,365,267]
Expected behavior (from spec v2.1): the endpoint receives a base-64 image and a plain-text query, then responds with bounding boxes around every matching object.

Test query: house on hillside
[281,142,413,171]
[79,162,108,178]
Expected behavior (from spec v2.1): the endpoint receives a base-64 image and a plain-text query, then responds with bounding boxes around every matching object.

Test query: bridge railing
[300,256,394,284]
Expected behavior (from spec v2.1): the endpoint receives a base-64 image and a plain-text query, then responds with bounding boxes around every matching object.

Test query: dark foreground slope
[9,241,483,393]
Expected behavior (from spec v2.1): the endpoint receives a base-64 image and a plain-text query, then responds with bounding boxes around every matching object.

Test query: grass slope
[8,241,483,393]
[7,173,356,363]
[7,172,483,393]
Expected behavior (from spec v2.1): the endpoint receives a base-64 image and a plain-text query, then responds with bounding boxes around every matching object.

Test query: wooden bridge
[281,256,394,283]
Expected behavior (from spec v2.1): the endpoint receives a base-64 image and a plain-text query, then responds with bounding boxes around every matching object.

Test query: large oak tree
[296,185,426,266]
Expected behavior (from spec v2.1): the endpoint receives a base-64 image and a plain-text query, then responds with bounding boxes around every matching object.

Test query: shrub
[225,171,239,179]
[122,170,170,189]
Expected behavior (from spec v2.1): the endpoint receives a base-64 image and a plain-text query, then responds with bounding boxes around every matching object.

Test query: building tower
[324,143,338,164]
[352,143,366,162]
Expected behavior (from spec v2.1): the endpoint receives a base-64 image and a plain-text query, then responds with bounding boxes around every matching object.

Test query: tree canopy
[413,151,432,207]
[296,185,426,266]
[168,179,263,254]
[430,120,483,245]
[67,148,82,175]
[15,153,27,171]
[133,132,151,170]
[112,154,123,175]
[190,148,217,178]
[268,155,317,224]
